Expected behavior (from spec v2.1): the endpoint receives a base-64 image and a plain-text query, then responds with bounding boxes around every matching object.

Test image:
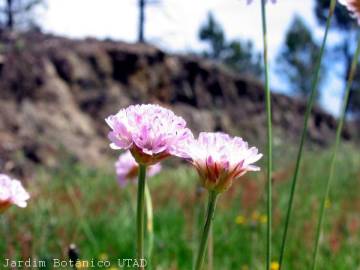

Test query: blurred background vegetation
[1,145,359,269]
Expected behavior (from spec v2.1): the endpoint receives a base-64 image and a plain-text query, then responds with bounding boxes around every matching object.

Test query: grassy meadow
[1,144,359,270]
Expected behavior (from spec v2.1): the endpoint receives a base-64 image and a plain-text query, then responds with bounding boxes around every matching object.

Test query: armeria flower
[106,104,193,165]
[0,174,30,213]
[186,132,262,193]
[115,151,161,187]
[339,0,360,24]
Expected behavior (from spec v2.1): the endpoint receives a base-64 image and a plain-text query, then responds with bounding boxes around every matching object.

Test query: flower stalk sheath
[145,182,154,261]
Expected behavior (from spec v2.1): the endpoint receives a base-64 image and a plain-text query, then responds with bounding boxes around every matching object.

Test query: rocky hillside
[0,32,353,178]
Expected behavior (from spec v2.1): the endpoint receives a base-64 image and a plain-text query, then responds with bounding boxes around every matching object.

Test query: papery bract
[186,132,262,193]
[339,0,360,24]
[106,104,193,165]
[115,151,161,187]
[0,174,30,213]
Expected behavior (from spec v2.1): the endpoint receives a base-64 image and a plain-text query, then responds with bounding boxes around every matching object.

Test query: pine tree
[314,0,360,116]
[0,0,44,30]
[277,16,324,99]
[199,13,262,78]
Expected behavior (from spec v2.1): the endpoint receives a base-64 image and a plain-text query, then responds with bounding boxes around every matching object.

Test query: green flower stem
[136,164,147,269]
[194,191,219,270]
[311,37,360,270]
[207,224,213,270]
[192,186,203,267]
[144,181,154,263]
[260,1,273,269]
[278,1,336,269]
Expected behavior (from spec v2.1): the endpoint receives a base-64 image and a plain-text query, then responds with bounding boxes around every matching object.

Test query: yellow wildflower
[235,215,247,225]
[260,214,268,224]
[270,261,279,270]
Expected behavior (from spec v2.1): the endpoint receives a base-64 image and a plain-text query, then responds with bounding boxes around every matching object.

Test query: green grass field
[1,144,359,269]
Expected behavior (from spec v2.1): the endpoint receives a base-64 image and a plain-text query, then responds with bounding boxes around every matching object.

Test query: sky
[41,0,344,115]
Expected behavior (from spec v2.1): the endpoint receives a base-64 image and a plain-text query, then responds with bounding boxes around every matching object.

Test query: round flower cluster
[0,174,30,213]
[106,104,193,165]
[115,151,161,187]
[185,132,262,193]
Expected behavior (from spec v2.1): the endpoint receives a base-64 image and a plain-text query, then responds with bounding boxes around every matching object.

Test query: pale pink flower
[106,104,193,165]
[339,0,360,24]
[186,132,262,193]
[0,174,30,212]
[115,151,161,187]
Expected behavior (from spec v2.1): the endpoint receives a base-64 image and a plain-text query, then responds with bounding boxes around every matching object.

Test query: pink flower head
[186,132,262,193]
[106,104,193,165]
[115,151,161,187]
[339,0,360,24]
[0,174,30,213]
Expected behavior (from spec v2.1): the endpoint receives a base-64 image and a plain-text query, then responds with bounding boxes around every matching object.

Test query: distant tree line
[277,16,324,100]
[198,2,360,118]
[198,13,323,99]
[315,0,360,117]
[0,0,44,31]
[198,13,263,79]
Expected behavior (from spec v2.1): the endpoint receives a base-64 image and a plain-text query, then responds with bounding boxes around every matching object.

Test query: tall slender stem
[260,1,273,269]
[207,224,213,270]
[194,191,219,270]
[192,186,203,268]
[278,1,336,268]
[145,181,154,263]
[137,164,147,269]
[311,37,360,270]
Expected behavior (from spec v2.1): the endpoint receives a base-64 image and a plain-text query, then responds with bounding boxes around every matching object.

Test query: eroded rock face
[0,32,354,178]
